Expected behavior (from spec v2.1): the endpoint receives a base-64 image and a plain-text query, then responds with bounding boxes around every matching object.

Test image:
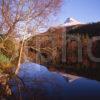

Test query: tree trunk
[15,36,25,74]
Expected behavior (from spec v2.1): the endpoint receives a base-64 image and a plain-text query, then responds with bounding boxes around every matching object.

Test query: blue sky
[56,0,100,24]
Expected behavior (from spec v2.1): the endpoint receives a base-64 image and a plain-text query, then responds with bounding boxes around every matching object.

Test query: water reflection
[9,62,100,100]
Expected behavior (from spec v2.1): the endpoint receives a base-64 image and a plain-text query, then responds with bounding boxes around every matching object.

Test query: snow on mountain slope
[61,17,82,27]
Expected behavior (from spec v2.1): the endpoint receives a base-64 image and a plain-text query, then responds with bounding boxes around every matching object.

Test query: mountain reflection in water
[9,62,100,100]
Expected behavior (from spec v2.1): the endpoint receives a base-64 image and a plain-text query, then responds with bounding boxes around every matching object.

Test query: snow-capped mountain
[61,17,82,26]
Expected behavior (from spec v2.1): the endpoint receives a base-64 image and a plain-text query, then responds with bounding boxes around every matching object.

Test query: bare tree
[0,0,62,74]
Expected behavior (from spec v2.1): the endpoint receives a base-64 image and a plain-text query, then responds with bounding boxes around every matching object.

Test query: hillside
[26,22,100,64]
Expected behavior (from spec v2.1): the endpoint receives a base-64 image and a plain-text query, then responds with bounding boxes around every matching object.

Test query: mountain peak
[63,17,81,26]
[65,17,77,23]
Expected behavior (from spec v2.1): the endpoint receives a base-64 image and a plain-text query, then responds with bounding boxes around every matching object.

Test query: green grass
[0,53,10,63]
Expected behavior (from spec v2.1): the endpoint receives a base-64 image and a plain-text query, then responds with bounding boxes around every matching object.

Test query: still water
[9,62,100,100]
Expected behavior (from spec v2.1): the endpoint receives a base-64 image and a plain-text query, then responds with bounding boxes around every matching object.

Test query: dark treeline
[68,22,100,37]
